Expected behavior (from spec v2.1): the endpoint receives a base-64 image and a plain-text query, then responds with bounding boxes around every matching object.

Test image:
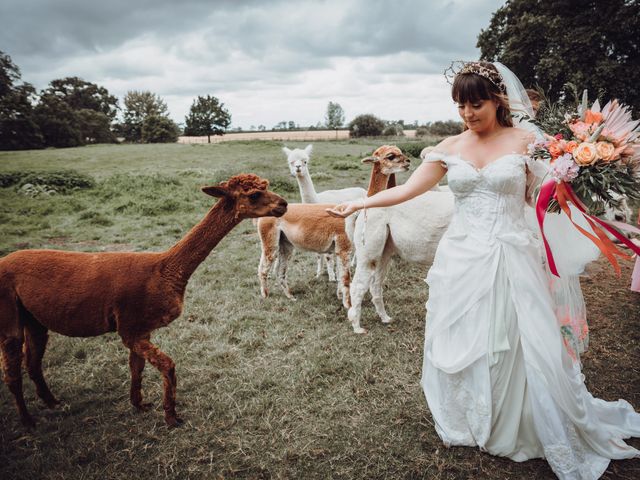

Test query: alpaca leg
[259,251,275,297]
[276,239,296,300]
[258,220,279,297]
[335,247,352,310]
[1,334,34,427]
[347,261,374,334]
[24,321,59,408]
[316,254,323,278]
[128,349,151,411]
[123,337,181,427]
[370,244,394,324]
[326,253,337,282]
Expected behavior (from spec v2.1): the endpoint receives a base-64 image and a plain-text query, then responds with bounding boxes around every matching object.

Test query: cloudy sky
[1,0,505,129]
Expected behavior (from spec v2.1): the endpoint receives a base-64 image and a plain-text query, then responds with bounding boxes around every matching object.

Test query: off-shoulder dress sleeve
[421,149,449,169]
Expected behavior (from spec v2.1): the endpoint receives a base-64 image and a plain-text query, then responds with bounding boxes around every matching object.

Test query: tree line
[0,51,232,150]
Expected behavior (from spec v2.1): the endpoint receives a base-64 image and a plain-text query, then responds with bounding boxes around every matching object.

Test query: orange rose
[565,141,578,153]
[584,110,603,124]
[595,141,616,162]
[573,142,598,165]
[548,141,564,159]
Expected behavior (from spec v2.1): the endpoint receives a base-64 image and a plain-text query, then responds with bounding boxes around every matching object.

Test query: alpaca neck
[163,198,240,283]
[367,163,391,196]
[296,171,319,203]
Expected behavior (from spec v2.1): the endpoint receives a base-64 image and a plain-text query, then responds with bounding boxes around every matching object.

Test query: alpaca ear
[202,185,229,198]
[361,156,378,164]
[304,144,313,156]
[282,147,292,156]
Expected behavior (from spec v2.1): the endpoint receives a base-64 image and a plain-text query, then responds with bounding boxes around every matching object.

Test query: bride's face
[457,99,498,132]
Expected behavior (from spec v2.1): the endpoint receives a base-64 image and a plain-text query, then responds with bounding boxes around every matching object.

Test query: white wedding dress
[421,150,640,479]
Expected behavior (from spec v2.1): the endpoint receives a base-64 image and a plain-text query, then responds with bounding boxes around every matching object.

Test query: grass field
[0,140,639,480]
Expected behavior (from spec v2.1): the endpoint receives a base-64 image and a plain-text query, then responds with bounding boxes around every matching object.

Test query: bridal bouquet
[528,89,640,276]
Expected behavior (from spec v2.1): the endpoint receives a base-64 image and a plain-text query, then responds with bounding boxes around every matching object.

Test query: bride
[327,61,640,479]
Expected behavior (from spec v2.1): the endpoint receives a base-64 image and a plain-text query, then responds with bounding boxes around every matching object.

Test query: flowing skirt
[420,229,640,479]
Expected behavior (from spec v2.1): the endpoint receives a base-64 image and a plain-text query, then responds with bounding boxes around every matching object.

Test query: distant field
[178,130,418,144]
[0,141,638,480]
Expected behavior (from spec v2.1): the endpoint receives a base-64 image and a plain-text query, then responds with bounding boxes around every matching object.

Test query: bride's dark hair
[452,61,512,128]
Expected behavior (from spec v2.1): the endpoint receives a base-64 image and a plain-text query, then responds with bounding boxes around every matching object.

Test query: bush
[141,115,180,143]
[382,123,404,136]
[395,142,434,159]
[416,120,463,136]
[0,170,96,191]
[348,114,385,137]
[331,160,360,170]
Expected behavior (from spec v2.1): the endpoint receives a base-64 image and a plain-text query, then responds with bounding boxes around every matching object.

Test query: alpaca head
[283,144,313,178]
[361,145,410,175]
[202,174,288,219]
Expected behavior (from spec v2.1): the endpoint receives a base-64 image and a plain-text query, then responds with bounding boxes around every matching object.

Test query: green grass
[1,141,639,479]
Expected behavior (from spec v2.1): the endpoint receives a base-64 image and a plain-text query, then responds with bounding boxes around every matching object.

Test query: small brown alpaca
[0,174,287,428]
[256,203,353,308]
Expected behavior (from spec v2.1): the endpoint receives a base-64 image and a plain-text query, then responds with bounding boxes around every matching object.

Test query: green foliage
[325,101,345,129]
[41,76,119,121]
[122,90,170,142]
[76,108,118,144]
[0,50,44,150]
[141,115,180,143]
[416,120,463,137]
[478,0,640,113]
[382,122,404,136]
[348,114,385,137]
[1,170,96,192]
[265,176,297,195]
[331,160,360,170]
[395,142,434,159]
[183,95,231,141]
[33,96,84,148]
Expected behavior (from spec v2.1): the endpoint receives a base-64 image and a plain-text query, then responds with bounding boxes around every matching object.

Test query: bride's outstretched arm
[326,160,447,218]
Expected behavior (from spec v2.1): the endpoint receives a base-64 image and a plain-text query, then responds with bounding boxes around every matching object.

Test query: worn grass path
[0,141,638,479]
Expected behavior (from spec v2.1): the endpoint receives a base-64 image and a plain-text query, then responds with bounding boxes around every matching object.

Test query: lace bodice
[426,152,532,242]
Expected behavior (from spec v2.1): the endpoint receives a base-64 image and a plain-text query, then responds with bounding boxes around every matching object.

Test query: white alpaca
[283,144,366,280]
[348,146,455,334]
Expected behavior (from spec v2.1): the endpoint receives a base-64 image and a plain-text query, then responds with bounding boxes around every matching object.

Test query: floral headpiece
[444,61,507,94]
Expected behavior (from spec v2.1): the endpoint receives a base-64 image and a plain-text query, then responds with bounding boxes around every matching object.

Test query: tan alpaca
[256,204,352,308]
[0,174,287,428]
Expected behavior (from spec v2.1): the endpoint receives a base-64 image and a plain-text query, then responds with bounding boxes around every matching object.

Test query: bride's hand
[326,200,363,218]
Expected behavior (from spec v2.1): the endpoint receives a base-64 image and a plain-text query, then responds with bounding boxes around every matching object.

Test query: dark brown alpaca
[0,174,287,428]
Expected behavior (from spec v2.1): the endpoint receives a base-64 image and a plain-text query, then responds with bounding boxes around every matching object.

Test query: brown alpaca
[0,174,287,428]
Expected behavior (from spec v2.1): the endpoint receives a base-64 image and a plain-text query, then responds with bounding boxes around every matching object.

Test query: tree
[33,95,83,148]
[0,50,43,150]
[41,77,118,120]
[183,95,231,143]
[348,114,385,137]
[76,109,117,144]
[477,0,640,113]
[325,101,345,129]
[122,90,170,142]
[141,115,180,143]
